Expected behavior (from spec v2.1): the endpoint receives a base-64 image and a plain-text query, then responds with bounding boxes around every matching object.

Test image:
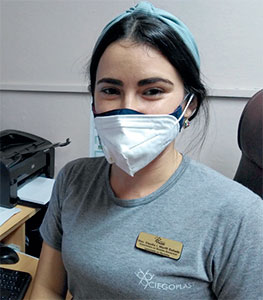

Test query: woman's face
[94,40,185,115]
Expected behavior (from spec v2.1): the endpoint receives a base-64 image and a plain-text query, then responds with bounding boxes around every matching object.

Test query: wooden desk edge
[1,251,72,300]
[0,251,39,299]
[0,205,38,240]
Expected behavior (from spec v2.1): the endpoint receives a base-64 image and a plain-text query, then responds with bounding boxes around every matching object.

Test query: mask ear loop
[178,93,194,124]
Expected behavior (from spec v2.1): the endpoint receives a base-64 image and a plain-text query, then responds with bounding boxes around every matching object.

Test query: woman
[31,2,263,299]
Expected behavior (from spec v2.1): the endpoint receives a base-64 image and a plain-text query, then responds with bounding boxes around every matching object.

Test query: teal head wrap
[94,1,200,68]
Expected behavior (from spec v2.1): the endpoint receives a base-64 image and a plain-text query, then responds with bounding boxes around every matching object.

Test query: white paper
[18,177,55,205]
[0,207,21,226]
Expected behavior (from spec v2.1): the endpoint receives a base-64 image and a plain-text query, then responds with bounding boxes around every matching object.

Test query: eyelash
[100,87,164,97]
[143,88,164,96]
[101,88,120,95]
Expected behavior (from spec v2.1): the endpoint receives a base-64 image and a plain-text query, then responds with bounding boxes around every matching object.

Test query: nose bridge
[121,90,136,109]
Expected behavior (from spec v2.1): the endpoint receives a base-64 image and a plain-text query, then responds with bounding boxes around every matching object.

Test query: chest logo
[135,269,194,291]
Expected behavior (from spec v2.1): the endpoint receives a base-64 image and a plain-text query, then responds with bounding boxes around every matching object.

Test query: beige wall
[1,0,262,178]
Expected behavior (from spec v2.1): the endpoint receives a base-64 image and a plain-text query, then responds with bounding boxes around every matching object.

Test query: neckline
[105,155,190,207]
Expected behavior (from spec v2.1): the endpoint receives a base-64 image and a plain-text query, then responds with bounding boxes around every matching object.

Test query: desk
[0,206,72,299]
[0,205,38,251]
[0,251,38,299]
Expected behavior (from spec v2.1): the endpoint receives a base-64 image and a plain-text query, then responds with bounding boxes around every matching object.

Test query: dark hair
[89,14,207,122]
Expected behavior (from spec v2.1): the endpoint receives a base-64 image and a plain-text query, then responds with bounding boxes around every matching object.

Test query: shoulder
[49,156,109,209]
[55,156,108,189]
[60,156,107,176]
[183,157,263,218]
[62,156,107,173]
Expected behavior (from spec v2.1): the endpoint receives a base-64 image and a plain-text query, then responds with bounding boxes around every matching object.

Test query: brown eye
[143,88,164,96]
[101,88,120,95]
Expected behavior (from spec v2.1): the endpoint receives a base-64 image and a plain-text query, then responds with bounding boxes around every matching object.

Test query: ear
[183,95,198,119]
[92,102,97,114]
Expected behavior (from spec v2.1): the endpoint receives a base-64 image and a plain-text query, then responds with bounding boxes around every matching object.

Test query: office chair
[234,89,263,198]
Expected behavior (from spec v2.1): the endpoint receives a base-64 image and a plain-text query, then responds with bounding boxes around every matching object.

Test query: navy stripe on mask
[93,106,184,129]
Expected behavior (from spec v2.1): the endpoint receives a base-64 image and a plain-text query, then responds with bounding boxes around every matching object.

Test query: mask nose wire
[178,93,194,122]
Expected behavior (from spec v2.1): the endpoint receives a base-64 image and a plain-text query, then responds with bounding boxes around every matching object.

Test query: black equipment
[0,129,70,208]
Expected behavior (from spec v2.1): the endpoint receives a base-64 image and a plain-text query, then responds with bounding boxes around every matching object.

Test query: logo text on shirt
[135,269,194,291]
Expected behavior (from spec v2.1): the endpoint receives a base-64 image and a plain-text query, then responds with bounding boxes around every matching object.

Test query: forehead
[96,40,182,82]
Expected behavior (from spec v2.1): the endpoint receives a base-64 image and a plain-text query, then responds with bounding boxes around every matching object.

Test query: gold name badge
[136,232,183,260]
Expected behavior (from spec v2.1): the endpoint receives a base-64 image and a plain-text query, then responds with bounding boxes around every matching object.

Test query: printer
[0,129,70,208]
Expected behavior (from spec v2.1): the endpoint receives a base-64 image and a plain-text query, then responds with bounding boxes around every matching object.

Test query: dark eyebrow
[96,77,174,87]
[138,77,174,86]
[96,78,123,86]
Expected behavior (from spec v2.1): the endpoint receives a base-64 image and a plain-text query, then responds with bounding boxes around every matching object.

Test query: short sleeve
[40,168,65,251]
[212,199,263,299]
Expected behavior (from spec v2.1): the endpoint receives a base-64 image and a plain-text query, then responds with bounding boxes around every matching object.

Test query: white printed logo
[135,269,194,292]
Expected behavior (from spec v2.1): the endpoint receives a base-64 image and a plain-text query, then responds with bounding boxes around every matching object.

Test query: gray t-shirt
[40,156,263,300]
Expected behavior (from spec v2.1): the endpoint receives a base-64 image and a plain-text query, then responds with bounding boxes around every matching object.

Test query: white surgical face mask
[94,94,194,176]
